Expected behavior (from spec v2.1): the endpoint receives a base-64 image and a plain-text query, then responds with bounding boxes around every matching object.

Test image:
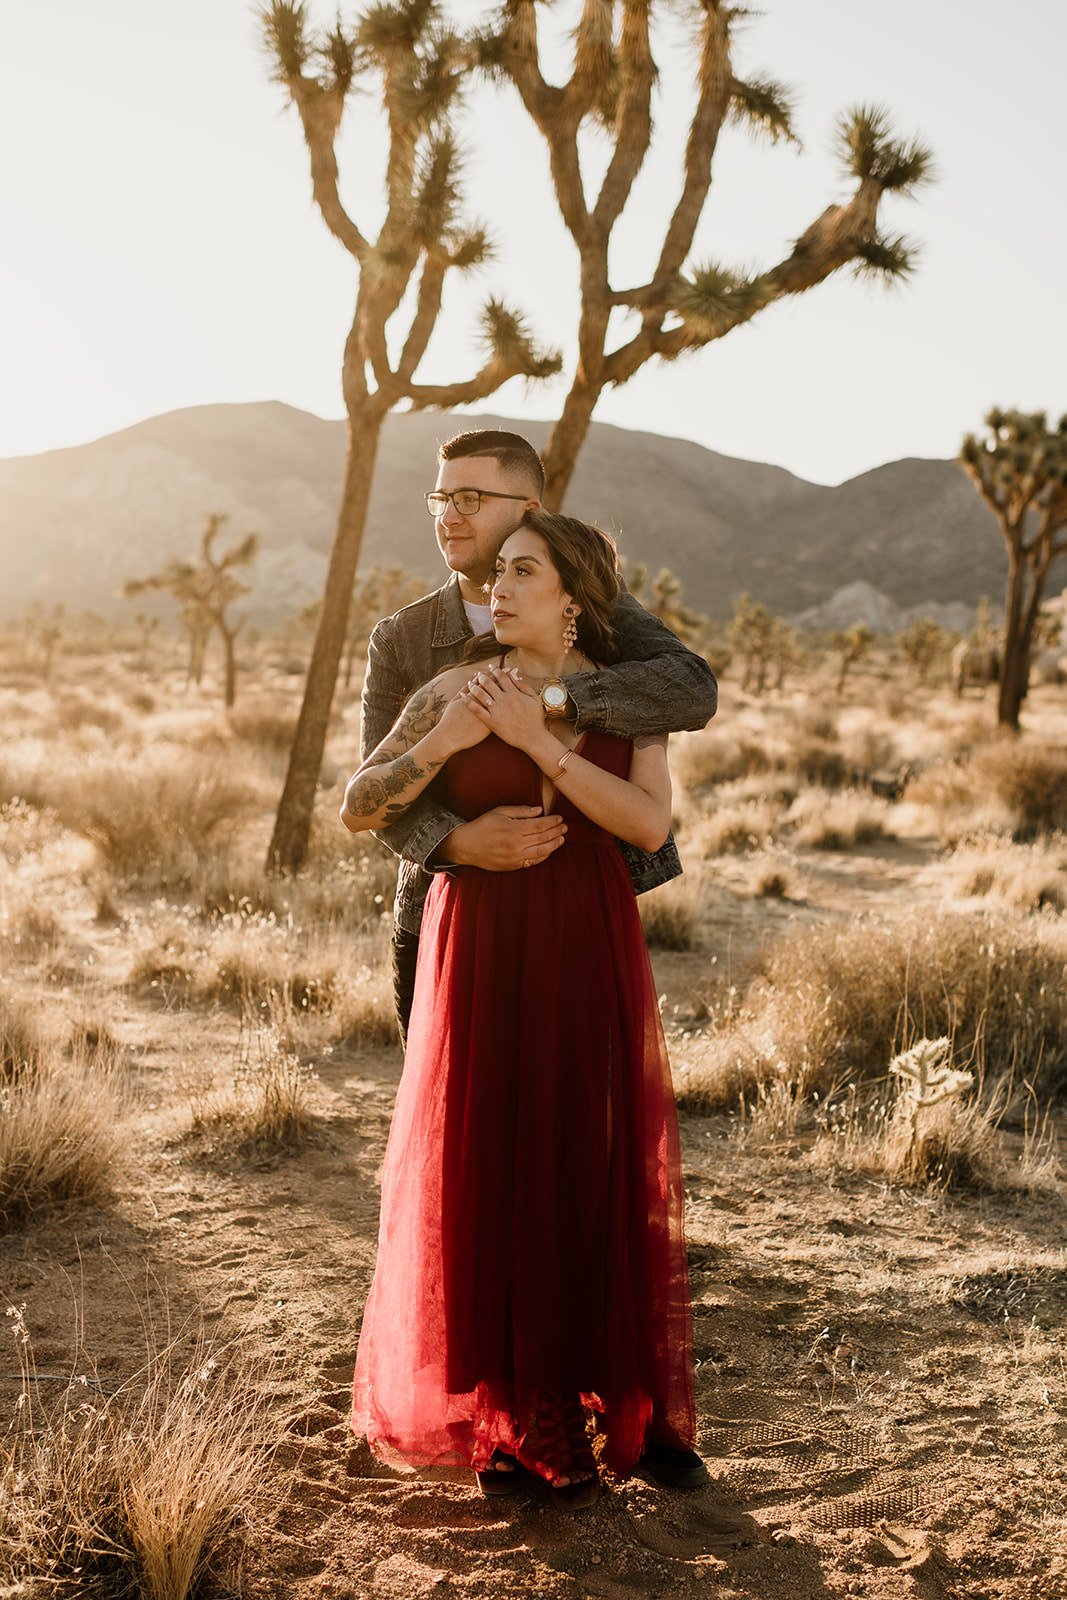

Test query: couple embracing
[341,428,717,1509]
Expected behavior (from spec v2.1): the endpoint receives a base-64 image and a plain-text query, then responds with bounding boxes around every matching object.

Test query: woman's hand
[461,666,547,751]
[437,687,492,753]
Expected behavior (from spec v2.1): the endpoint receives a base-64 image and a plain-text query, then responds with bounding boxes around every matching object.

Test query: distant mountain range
[0,401,1038,630]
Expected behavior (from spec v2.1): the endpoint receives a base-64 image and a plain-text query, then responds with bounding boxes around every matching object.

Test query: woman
[342,511,700,1509]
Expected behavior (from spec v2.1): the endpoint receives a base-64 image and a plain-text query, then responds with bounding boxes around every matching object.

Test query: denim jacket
[359,574,718,934]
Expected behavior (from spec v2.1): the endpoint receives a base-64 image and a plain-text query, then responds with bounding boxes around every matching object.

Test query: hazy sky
[2,0,1064,483]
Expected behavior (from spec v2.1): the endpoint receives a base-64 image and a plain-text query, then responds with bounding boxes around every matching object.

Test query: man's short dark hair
[438,429,544,497]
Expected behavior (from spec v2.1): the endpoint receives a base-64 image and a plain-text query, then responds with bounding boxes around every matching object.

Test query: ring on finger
[522,858,531,869]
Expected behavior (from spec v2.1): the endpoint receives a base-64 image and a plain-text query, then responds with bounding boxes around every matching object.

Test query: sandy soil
[2,669,1065,1599]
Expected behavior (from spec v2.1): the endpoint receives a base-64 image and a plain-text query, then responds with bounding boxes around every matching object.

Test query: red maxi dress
[351,730,695,1479]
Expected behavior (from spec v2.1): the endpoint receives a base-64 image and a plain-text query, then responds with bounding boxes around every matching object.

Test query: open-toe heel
[518,1392,600,1512]
[475,1449,523,1497]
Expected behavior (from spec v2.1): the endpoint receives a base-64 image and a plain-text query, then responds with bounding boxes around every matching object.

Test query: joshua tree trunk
[220,622,241,709]
[543,378,601,512]
[267,407,384,874]
[960,409,1067,732]
[260,2,559,875]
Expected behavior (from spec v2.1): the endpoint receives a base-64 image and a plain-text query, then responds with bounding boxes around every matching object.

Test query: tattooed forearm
[396,684,449,742]
[344,754,444,821]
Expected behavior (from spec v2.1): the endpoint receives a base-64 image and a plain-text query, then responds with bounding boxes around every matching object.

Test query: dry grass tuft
[0,991,47,1077]
[639,879,701,950]
[0,1309,275,1599]
[944,834,1067,912]
[971,741,1067,838]
[788,788,892,849]
[183,1014,318,1152]
[227,701,300,752]
[683,910,1067,1108]
[749,860,795,899]
[0,1051,121,1221]
[50,750,263,882]
[692,797,785,855]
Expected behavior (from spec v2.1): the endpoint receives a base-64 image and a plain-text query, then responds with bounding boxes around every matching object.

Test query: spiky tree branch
[478,4,933,506]
[260,0,559,873]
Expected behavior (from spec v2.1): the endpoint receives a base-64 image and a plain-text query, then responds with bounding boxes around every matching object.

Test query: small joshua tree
[125,515,259,707]
[896,616,950,684]
[832,621,873,693]
[888,1036,975,1182]
[960,409,1067,729]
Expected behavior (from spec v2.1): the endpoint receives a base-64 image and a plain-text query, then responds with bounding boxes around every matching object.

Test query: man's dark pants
[391,927,421,1049]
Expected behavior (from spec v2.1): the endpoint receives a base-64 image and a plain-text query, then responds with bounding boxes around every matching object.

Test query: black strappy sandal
[475,1449,523,1497]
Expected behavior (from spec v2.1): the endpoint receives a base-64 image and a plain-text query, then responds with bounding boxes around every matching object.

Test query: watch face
[542,682,568,711]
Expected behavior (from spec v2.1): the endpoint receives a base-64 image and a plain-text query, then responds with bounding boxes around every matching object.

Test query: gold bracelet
[557,749,575,771]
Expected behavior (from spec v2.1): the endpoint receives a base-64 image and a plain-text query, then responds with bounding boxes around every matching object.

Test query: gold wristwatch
[540,679,571,719]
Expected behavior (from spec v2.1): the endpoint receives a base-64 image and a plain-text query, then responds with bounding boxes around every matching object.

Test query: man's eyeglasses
[424,489,529,517]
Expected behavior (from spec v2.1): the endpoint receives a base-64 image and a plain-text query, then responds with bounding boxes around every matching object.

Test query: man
[360,427,717,1042]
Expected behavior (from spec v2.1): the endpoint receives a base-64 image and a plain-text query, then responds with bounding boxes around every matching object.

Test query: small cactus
[889,1037,974,1172]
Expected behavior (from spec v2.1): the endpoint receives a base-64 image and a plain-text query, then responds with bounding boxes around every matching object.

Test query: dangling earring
[562,607,578,652]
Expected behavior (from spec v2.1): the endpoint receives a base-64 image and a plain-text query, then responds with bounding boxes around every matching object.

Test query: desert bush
[0,892,63,958]
[0,1311,273,1599]
[227,701,300,752]
[788,788,891,848]
[671,728,775,790]
[683,911,1067,1109]
[750,861,795,899]
[50,690,127,737]
[50,749,262,883]
[944,834,1067,912]
[788,735,848,789]
[0,1051,121,1220]
[972,741,1067,838]
[639,879,701,950]
[0,991,47,1077]
[692,796,785,856]
[185,1017,318,1151]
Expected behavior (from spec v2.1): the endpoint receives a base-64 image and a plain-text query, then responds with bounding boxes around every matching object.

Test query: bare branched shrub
[0,1051,121,1220]
[789,788,892,848]
[0,1309,275,1599]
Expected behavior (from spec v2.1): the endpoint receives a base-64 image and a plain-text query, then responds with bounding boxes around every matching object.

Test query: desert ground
[1,621,1064,1600]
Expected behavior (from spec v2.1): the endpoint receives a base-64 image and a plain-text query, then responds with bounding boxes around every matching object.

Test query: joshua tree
[132,612,161,676]
[960,409,1067,729]
[25,603,65,682]
[832,621,873,693]
[624,562,705,643]
[477,2,933,506]
[727,593,779,693]
[260,1,559,875]
[125,515,259,707]
[896,616,950,685]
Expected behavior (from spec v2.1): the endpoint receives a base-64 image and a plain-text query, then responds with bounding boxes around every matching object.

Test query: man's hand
[436,805,566,871]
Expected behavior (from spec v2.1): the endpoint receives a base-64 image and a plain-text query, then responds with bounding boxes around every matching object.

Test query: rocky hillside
[0,402,1036,627]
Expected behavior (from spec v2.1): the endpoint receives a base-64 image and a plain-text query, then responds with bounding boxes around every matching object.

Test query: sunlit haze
[2,0,1064,484]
